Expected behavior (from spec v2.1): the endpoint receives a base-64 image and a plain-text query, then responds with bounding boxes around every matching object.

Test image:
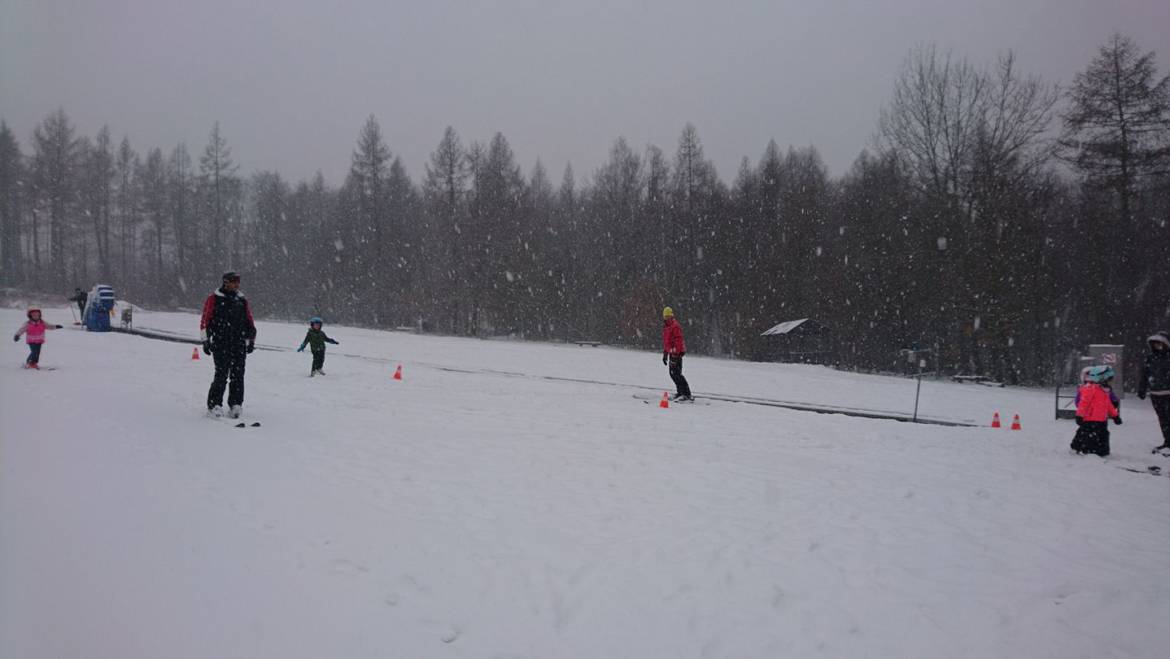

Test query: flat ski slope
[2,306,1167,658]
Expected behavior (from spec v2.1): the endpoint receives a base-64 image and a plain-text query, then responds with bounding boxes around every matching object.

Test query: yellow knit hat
[662,306,674,319]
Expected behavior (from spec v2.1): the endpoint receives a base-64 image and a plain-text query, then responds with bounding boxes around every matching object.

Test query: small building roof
[762,318,811,336]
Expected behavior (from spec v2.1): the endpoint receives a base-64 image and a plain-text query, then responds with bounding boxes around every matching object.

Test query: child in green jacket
[297,317,339,376]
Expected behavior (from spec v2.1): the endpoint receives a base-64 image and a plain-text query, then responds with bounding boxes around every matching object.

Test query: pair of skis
[1118,465,1166,477]
[632,393,708,406]
[207,412,261,428]
[1116,447,1169,477]
[214,418,261,428]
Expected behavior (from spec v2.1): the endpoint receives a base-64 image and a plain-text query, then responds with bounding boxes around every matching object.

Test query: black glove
[1138,391,1146,400]
[55,324,63,329]
[662,353,668,365]
[202,341,211,355]
[246,341,255,354]
[1075,416,1083,426]
[12,335,18,342]
[1112,416,1122,426]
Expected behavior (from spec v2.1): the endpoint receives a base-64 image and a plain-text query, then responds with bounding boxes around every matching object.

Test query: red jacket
[662,318,686,356]
[1076,383,1119,422]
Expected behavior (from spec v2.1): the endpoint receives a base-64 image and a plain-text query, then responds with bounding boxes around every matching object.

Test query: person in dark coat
[69,287,87,320]
[199,271,257,418]
[662,306,692,402]
[1137,331,1170,450]
[297,316,339,376]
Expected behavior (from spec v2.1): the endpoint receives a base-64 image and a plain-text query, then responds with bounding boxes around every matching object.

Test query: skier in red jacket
[1071,365,1121,457]
[662,306,692,401]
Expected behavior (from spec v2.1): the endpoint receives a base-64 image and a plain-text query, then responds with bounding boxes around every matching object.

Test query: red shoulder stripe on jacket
[244,299,257,340]
[200,294,216,330]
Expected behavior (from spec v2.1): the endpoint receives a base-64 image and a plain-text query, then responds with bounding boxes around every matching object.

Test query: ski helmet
[309,316,323,326]
[222,271,241,283]
[1086,365,1115,383]
[27,307,41,319]
[662,306,674,319]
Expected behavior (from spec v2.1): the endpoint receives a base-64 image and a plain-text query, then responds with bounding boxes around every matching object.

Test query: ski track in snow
[1,306,1168,659]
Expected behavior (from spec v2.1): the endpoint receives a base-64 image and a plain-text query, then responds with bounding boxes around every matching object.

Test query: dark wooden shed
[759,318,834,364]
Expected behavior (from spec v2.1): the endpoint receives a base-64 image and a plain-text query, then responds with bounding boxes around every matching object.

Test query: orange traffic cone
[393,364,403,381]
[659,391,670,409]
[191,346,200,361]
[991,412,1001,428]
[1010,414,1021,431]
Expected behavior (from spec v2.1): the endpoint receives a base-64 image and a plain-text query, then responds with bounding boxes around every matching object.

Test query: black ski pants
[208,345,247,409]
[1071,420,1110,457]
[1152,395,1170,446]
[25,343,41,365]
[669,354,691,397]
[311,348,325,372]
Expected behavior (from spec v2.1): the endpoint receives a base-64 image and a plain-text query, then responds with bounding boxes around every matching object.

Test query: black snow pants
[669,354,691,398]
[26,343,42,365]
[311,348,325,372]
[1071,420,1110,457]
[1152,395,1170,446]
[208,345,247,409]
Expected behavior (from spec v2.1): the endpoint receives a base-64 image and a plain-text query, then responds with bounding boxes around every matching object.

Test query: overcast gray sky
[2,0,1168,186]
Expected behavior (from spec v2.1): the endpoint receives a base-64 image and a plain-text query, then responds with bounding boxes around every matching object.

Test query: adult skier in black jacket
[1138,331,1170,450]
[199,271,257,418]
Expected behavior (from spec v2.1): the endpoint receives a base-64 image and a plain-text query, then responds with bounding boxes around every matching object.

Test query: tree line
[1,34,1167,385]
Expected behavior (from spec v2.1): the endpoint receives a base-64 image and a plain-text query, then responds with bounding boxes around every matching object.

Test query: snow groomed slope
[2,306,1167,659]
[115,321,976,427]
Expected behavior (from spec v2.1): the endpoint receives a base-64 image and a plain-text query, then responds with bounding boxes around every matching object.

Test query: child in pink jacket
[13,308,63,369]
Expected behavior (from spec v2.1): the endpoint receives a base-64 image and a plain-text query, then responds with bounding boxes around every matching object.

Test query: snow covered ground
[2,305,1167,659]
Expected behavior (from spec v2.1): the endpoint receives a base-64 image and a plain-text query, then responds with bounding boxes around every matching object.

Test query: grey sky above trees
[2,0,1168,184]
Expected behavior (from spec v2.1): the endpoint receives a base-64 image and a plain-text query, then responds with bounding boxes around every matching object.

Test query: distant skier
[297,316,339,376]
[662,306,692,402]
[69,287,87,321]
[13,308,64,369]
[1137,331,1170,450]
[200,271,257,418]
[1071,365,1121,457]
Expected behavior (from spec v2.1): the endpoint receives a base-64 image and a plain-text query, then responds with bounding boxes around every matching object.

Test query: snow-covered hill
[2,306,1167,658]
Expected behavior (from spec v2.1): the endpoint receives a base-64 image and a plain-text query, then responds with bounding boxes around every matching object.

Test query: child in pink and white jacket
[13,308,63,369]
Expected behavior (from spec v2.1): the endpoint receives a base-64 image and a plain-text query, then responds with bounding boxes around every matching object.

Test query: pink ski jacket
[16,319,58,344]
